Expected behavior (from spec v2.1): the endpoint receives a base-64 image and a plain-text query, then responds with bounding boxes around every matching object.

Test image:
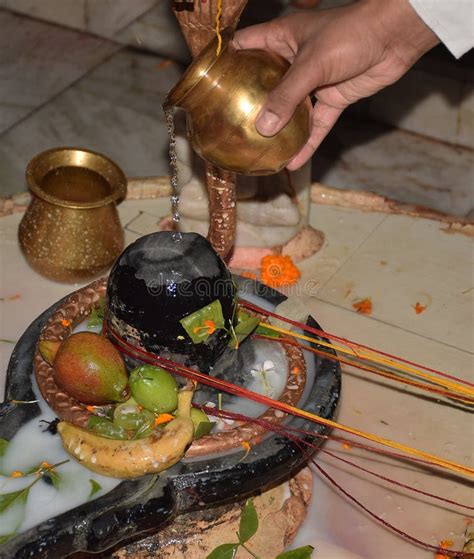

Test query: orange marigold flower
[86,405,95,413]
[10,470,23,478]
[291,367,301,376]
[352,298,372,315]
[61,319,71,327]
[260,255,300,288]
[155,413,174,426]
[413,302,427,314]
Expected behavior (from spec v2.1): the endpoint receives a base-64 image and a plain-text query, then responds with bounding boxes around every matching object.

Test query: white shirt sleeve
[409,0,474,58]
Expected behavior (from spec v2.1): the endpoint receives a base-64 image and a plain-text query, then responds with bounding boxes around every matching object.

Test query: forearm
[370,0,440,65]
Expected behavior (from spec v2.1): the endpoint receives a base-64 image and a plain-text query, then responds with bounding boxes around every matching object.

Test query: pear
[53,332,129,405]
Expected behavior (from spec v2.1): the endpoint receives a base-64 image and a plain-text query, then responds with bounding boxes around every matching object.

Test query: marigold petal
[155,413,174,426]
[413,302,427,314]
[352,298,372,315]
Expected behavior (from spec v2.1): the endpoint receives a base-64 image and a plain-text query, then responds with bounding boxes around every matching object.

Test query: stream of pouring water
[164,106,182,241]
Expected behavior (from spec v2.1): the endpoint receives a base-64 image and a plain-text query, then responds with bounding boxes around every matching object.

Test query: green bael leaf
[238,498,258,543]
[180,300,225,344]
[87,298,106,329]
[205,543,239,559]
[0,487,29,514]
[254,324,281,338]
[228,310,260,349]
[88,479,102,498]
[0,438,9,458]
[276,545,315,559]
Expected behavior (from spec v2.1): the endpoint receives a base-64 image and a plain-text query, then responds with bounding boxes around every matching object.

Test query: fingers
[255,48,321,137]
[233,23,273,51]
[286,101,344,170]
[233,18,299,60]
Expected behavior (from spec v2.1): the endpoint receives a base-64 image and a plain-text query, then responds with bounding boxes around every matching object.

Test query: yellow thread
[261,323,474,398]
[282,401,474,477]
[215,0,223,56]
[258,333,473,405]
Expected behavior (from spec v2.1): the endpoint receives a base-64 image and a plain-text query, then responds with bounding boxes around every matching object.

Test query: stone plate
[0,278,340,558]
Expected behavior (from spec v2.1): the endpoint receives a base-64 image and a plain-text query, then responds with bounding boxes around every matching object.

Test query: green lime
[114,400,155,432]
[129,365,178,414]
[87,416,128,440]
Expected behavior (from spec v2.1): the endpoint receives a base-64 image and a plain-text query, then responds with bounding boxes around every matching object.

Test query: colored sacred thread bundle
[241,300,474,403]
[103,318,474,479]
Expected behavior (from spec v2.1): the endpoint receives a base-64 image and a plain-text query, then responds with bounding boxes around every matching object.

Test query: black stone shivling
[106,232,237,371]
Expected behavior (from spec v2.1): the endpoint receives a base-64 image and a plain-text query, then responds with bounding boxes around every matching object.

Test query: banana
[57,389,195,478]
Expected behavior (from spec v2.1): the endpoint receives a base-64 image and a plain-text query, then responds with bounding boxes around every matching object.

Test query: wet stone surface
[106,232,237,371]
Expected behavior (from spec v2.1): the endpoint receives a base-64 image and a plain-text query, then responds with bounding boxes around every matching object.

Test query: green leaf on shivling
[180,300,225,344]
[205,543,239,559]
[0,534,15,545]
[276,545,315,559]
[238,498,259,543]
[0,438,9,458]
[88,479,102,498]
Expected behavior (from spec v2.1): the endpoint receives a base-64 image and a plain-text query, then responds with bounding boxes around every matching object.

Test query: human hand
[233,0,439,170]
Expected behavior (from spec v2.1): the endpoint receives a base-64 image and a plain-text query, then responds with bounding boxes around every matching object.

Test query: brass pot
[165,30,311,176]
[19,147,127,283]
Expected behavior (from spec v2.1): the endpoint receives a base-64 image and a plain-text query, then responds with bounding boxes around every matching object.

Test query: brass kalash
[19,148,126,282]
[167,0,311,258]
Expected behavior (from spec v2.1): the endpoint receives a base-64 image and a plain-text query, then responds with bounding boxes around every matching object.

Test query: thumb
[256,51,321,137]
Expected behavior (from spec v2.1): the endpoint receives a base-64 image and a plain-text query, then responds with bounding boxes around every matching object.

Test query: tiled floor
[0,10,119,134]
[312,116,474,217]
[0,3,472,217]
